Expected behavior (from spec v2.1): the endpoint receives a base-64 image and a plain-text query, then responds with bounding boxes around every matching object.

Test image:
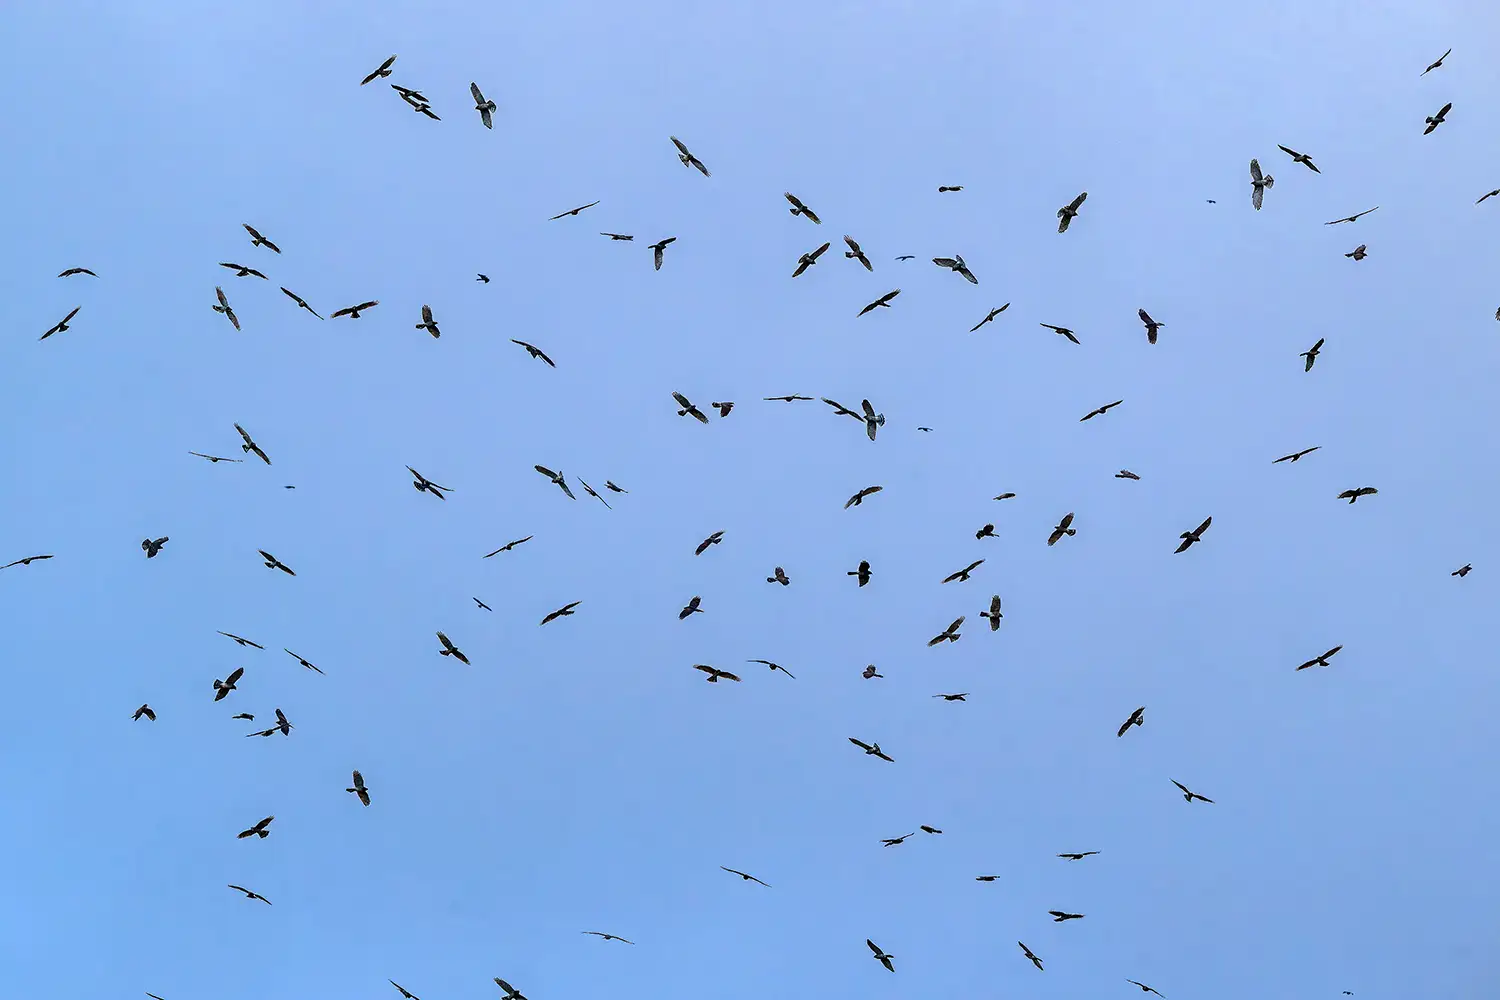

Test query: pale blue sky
[3,1,1498,998]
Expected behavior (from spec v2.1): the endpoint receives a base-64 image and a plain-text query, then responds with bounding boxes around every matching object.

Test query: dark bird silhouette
[132,704,156,721]
[1175,516,1212,553]
[1018,942,1044,971]
[1302,338,1324,371]
[477,273,490,282]
[1422,47,1452,75]
[861,400,886,441]
[549,200,600,221]
[407,466,451,499]
[492,979,525,1000]
[938,185,963,192]
[694,530,725,555]
[1040,322,1080,344]
[848,559,872,587]
[845,485,883,508]
[1295,645,1343,671]
[975,874,1000,882]
[1345,244,1367,261]
[679,595,703,620]
[1059,851,1100,860]
[866,939,895,972]
[670,136,710,176]
[1453,563,1472,578]
[927,616,965,646]
[721,866,770,886]
[747,658,795,678]
[920,825,942,834]
[1274,446,1320,464]
[1277,144,1321,172]
[211,287,240,330]
[58,267,97,277]
[279,287,323,319]
[540,601,582,625]
[711,401,734,417]
[980,594,1003,630]
[141,537,168,558]
[213,667,244,701]
[842,236,872,270]
[1325,206,1378,225]
[1249,158,1274,210]
[579,479,611,508]
[414,304,441,338]
[1117,706,1145,737]
[2,554,54,569]
[347,770,371,806]
[360,55,396,85]
[218,631,263,649]
[823,398,864,420]
[792,241,831,277]
[233,424,271,465]
[1057,191,1087,232]
[484,536,533,557]
[858,289,901,316]
[862,664,883,679]
[1171,779,1214,803]
[784,192,821,224]
[1050,911,1085,922]
[240,224,281,254]
[765,394,813,402]
[1337,486,1378,503]
[436,632,470,664]
[474,597,493,611]
[1081,399,1123,422]
[934,692,969,702]
[766,567,791,586]
[1138,309,1165,343]
[605,481,628,493]
[220,262,268,279]
[976,523,995,539]
[1048,513,1077,546]
[694,664,741,683]
[970,303,1010,331]
[470,82,496,128]
[600,232,634,241]
[1424,102,1452,134]
[534,465,577,500]
[237,815,274,839]
[258,550,295,575]
[1126,979,1167,996]
[331,300,379,320]
[993,493,1016,500]
[228,884,271,904]
[848,737,894,762]
[894,255,915,261]
[506,338,557,367]
[284,649,323,674]
[881,832,916,847]
[942,559,984,584]
[190,451,242,463]
[1116,470,1141,480]
[932,254,978,283]
[389,981,421,1000]
[1477,188,1500,205]
[671,391,709,424]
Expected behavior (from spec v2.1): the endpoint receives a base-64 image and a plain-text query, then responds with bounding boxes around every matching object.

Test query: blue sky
[3,1,1497,997]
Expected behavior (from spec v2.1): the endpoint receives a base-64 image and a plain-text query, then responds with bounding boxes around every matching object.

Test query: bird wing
[1195,516,1213,535]
[810,241,830,259]
[470,81,485,103]
[1250,158,1263,183]
[670,136,690,156]
[226,666,244,684]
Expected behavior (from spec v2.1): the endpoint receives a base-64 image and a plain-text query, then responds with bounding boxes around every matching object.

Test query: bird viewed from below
[57,266,96,277]
[1249,158,1274,210]
[1059,851,1100,860]
[1080,399,1123,421]
[1138,308,1164,343]
[414,304,441,338]
[1423,102,1452,134]
[533,464,577,499]
[932,254,978,283]
[1048,512,1077,546]
[141,536,168,558]
[783,192,821,223]
[220,261,267,279]
[548,200,600,220]
[970,303,1010,331]
[1277,144,1321,172]
[858,289,900,315]
[1274,446,1321,463]
[720,866,771,886]
[258,550,296,575]
[1056,191,1087,232]
[1325,205,1379,224]
[938,185,963,192]
[792,241,830,277]
[1302,338,1325,371]
[227,884,272,904]
[582,931,634,944]
[510,339,556,366]
[866,939,895,972]
[1174,516,1212,553]
[360,55,396,85]
[279,286,324,319]
[470,82,496,128]
[1296,645,1344,671]
[1040,322,1080,344]
[842,235,872,270]
[435,631,470,663]
[649,236,676,270]
[243,224,281,253]
[1117,706,1145,737]
[212,667,244,701]
[1171,780,1214,804]
[346,769,371,806]
[1337,486,1378,503]
[980,594,1003,629]
[211,287,239,329]
[331,300,379,319]
[669,136,710,176]
[1422,47,1452,75]
[1346,244,1367,260]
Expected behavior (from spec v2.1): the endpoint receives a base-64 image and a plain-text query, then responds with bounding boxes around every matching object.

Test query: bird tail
[256,830,269,838]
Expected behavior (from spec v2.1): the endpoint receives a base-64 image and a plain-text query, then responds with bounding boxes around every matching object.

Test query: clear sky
[3,1,1498,998]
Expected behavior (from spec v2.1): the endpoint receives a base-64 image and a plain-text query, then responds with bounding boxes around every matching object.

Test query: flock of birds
[11,40,1488,1000]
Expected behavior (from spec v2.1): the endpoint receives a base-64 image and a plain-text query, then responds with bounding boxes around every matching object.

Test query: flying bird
[1424,102,1452,134]
[1048,513,1076,546]
[605,481,628,493]
[845,485,883,508]
[218,631,264,649]
[1422,47,1452,75]
[600,232,634,241]
[927,616,965,646]
[980,595,1003,630]
[1138,309,1165,343]
[1,554,53,569]
[784,192,821,223]
[894,255,915,261]
[491,980,523,1000]
[1059,851,1100,860]
[237,815,274,839]
[1295,645,1343,671]
[649,237,676,270]
[848,737,894,761]
[258,550,295,575]
[1274,446,1321,463]
[1050,911,1085,922]
[242,224,281,253]
[823,398,864,420]
[920,825,942,834]
[720,866,770,886]
[747,658,795,678]
[934,692,969,702]
[881,832,916,847]
[141,537,169,559]
[484,536,533,557]
[360,55,396,85]
[406,466,451,499]
[679,596,703,620]
[938,185,963,192]
[1040,322,1080,344]
[578,479,611,508]
[1057,191,1087,232]
[1337,487,1378,503]
[331,300,379,319]
[669,136,711,176]
[1345,244,1367,260]
[190,451,242,463]
[414,304,441,338]
[582,931,635,943]
[1302,338,1324,371]
[942,559,984,584]
[993,492,1017,501]
[511,339,556,367]
[228,884,271,904]
[212,667,244,701]
[58,267,96,277]
[848,559,872,586]
[470,82,496,128]
[1117,706,1145,737]
[862,664,883,679]
[695,530,725,555]
[1277,144,1321,172]
[764,394,813,402]
[346,770,371,806]
[220,262,267,279]
[534,465,577,499]
[1477,188,1500,204]
[1116,470,1141,480]
[549,200,600,220]
[711,401,734,417]
[284,649,323,674]
[976,523,995,539]
[866,940,895,972]
[861,400,886,441]
[970,303,1010,331]
[1174,516,1212,553]
[932,254,978,283]
[1249,158,1274,210]
[1018,942,1044,971]
[389,981,421,1000]
[1325,206,1378,225]
[1080,399,1123,422]
[473,597,492,611]
[842,236,872,270]
[766,567,791,586]
[540,601,582,625]
[792,241,831,277]
[477,273,490,282]
[693,664,741,683]
[279,287,323,319]
[1171,779,1214,803]
[858,289,901,316]
[132,704,156,721]
[1453,563,1472,578]
[206,287,240,331]
[975,874,1000,882]
[435,632,470,664]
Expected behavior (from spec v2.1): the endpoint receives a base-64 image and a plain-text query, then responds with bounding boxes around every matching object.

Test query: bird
[132,704,156,721]
[389,981,421,1000]
[227,884,271,904]
[484,536,533,557]
[599,232,634,241]
[1018,941,1044,971]
[578,479,612,508]
[1453,563,1472,578]
[436,632,470,664]
[1048,513,1077,546]
[858,289,901,316]
[1080,399,1123,422]
[582,931,635,943]
[694,664,742,683]
[1058,851,1100,861]
[242,224,281,253]
[1325,206,1379,225]
[279,287,323,319]
[1049,911,1085,922]
[1478,188,1500,204]
[1117,706,1145,737]
[246,706,293,738]
[822,398,864,421]
[720,866,770,886]
[792,241,831,277]
[927,616,965,646]
[346,770,371,806]
[866,940,895,972]
[881,832,916,847]
[141,537,168,558]
[1126,979,1167,996]
[237,816,274,839]
[1057,191,1087,232]
[934,693,969,702]
[669,136,710,176]
[942,559,984,584]
[894,255,915,261]
[1274,446,1321,463]
[534,465,577,499]
[213,667,244,701]
[218,631,264,649]
[784,192,821,223]
[709,401,734,417]
[219,262,267,279]
[510,339,556,367]
[747,658,795,678]
[604,481,628,493]
[190,451,242,463]
[650,237,677,270]
[331,300,379,319]
[473,597,492,611]
[848,737,894,761]
[766,567,791,586]
[470,82,496,128]
[414,304,441,338]
[284,649,323,674]
[938,185,963,192]
[976,523,995,539]
[492,979,525,1000]
[1295,645,1343,671]
[57,267,97,277]
[2,554,54,569]
[210,287,240,330]
[258,550,295,575]
[980,595,1003,630]
[764,394,813,402]
[1138,309,1165,343]
[1345,244,1367,260]
[1249,158,1274,210]
[861,400,886,441]
[1174,516,1212,553]
[970,304,1010,331]
[548,200,600,221]
[694,530,725,555]
[233,423,271,464]
[845,485,883,508]
[540,601,582,625]
[1040,322,1080,344]
[1424,102,1452,134]
[360,55,396,85]
[993,492,1017,501]
[975,874,1000,882]
[1116,470,1141,480]
[842,236,872,270]
[1422,47,1452,75]
[862,664,883,679]
[1277,144,1321,172]
[848,559,872,586]
[920,825,942,835]
[1337,487,1378,503]
[476,273,490,282]
[406,466,451,499]
[932,254,978,283]
[1302,338,1325,371]
[679,596,703,620]
[1171,779,1214,803]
